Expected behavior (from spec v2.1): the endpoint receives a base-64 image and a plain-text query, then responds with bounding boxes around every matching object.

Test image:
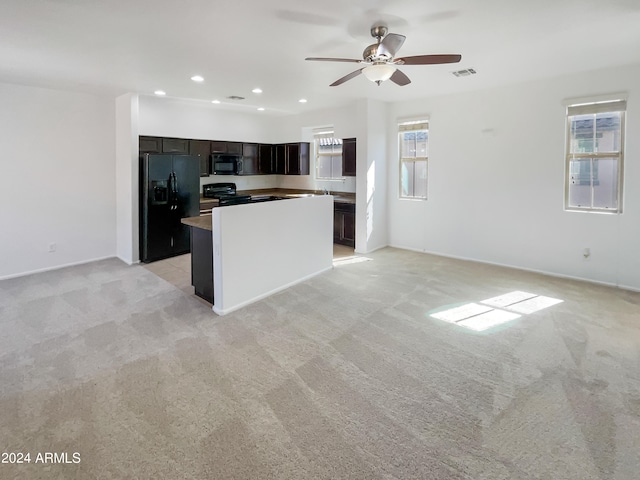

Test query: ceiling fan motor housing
[370,25,388,38]
[364,25,391,62]
[363,43,392,62]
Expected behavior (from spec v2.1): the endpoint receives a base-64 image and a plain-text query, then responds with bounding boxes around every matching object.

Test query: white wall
[139,95,278,143]
[212,196,334,315]
[139,95,280,191]
[387,63,640,290]
[0,82,116,279]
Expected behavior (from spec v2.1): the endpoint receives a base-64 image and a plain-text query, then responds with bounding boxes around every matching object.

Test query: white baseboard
[387,243,638,292]
[213,265,333,316]
[0,255,118,281]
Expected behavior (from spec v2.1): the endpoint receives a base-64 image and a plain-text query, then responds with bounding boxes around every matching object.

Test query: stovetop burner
[218,194,252,206]
[203,182,238,198]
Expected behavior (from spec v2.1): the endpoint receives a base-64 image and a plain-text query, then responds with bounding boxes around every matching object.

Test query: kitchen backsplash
[199,173,356,194]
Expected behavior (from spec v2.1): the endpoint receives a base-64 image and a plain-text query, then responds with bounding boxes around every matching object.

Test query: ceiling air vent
[452,68,477,77]
[227,95,245,100]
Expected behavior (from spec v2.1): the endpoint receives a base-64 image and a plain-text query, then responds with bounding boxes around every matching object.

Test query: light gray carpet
[1,248,639,479]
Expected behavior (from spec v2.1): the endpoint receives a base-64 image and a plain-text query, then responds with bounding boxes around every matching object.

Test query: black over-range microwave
[212,154,242,175]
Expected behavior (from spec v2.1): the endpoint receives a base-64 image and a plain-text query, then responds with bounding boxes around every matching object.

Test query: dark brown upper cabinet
[211,141,243,154]
[259,144,273,174]
[140,136,309,176]
[342,137,356,177]
[274,144,286,174]
[139,136,163,153]
[285,142,310,175]
[240,143,259,175]
[227,142,243,154]
[189,139,212,177]
[162,137,190,154]
[210,141,226,153]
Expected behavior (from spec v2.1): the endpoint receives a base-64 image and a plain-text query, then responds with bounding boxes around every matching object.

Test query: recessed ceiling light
[257,107,265,111]
[211,100,220,104]
[191,75,204,82]
[154,90,166,96]
[299,98,307,103]
[252,88,262,94]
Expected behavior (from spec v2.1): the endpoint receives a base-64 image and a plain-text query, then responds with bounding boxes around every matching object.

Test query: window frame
[314,129,345,181]
[564,99,626,214]
[398,119,429,200]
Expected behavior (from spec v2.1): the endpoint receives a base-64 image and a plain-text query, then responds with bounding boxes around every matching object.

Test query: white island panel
[212,195,333,315]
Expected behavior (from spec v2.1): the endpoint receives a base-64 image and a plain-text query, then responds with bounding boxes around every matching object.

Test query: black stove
[202,182,288,207]
[203,182,239,198]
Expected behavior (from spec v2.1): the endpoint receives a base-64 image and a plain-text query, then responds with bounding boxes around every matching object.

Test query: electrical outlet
[48,243,56,253]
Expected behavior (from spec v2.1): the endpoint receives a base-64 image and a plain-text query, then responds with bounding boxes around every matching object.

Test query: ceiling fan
[306,25,462,87]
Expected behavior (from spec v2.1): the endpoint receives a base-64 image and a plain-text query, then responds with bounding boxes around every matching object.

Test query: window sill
[399,196,427,202]
[564,207,620,215]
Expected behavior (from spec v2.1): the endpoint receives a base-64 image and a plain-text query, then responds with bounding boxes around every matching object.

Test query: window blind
[398,120,429,132]
[312,127,334,139]
[567,100,626,116]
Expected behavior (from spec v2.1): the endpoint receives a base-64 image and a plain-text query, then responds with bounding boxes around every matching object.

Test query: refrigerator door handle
[169,172,178,210]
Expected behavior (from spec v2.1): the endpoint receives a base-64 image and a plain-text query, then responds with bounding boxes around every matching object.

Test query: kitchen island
[183,195,334,314]
[181,215,214,303]
[199,188,355,247]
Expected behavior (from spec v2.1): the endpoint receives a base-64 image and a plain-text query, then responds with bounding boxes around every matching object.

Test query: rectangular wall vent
[452,68,477,77]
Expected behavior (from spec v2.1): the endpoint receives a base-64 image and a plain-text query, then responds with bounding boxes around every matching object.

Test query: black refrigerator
[140,154,200,263]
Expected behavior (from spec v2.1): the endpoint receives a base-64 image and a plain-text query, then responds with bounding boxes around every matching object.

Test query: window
[314,129,343,179]
[399,120,428,199]
[565,99,625,213]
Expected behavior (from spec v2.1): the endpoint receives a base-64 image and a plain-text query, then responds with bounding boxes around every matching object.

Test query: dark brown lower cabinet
[189,226,213,303]
[334,202,355,247]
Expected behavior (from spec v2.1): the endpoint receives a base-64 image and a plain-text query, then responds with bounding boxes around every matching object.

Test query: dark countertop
[199,188,355,206]
[189,189,356,231]
[181,215,212,231]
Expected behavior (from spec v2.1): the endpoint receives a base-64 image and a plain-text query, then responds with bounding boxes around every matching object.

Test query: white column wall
[115,93,139,264]
[356,98,388,253]
[387,63,640,290]
[0,82,116,279]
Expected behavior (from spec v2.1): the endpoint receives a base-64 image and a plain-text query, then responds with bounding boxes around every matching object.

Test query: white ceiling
[2,0,640,115]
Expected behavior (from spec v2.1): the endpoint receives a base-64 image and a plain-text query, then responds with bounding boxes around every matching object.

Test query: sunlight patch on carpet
[332,256,372,267]
[430,291,563,332]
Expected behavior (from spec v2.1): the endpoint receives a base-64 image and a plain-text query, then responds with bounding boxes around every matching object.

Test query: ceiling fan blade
[389,69,411,86]
[396,54,462,65]
[305,57,362,63]
[378,33,406,58]
[330,68,364,87]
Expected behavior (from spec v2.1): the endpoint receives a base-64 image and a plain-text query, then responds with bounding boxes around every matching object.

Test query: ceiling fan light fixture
[362,64,396,83]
